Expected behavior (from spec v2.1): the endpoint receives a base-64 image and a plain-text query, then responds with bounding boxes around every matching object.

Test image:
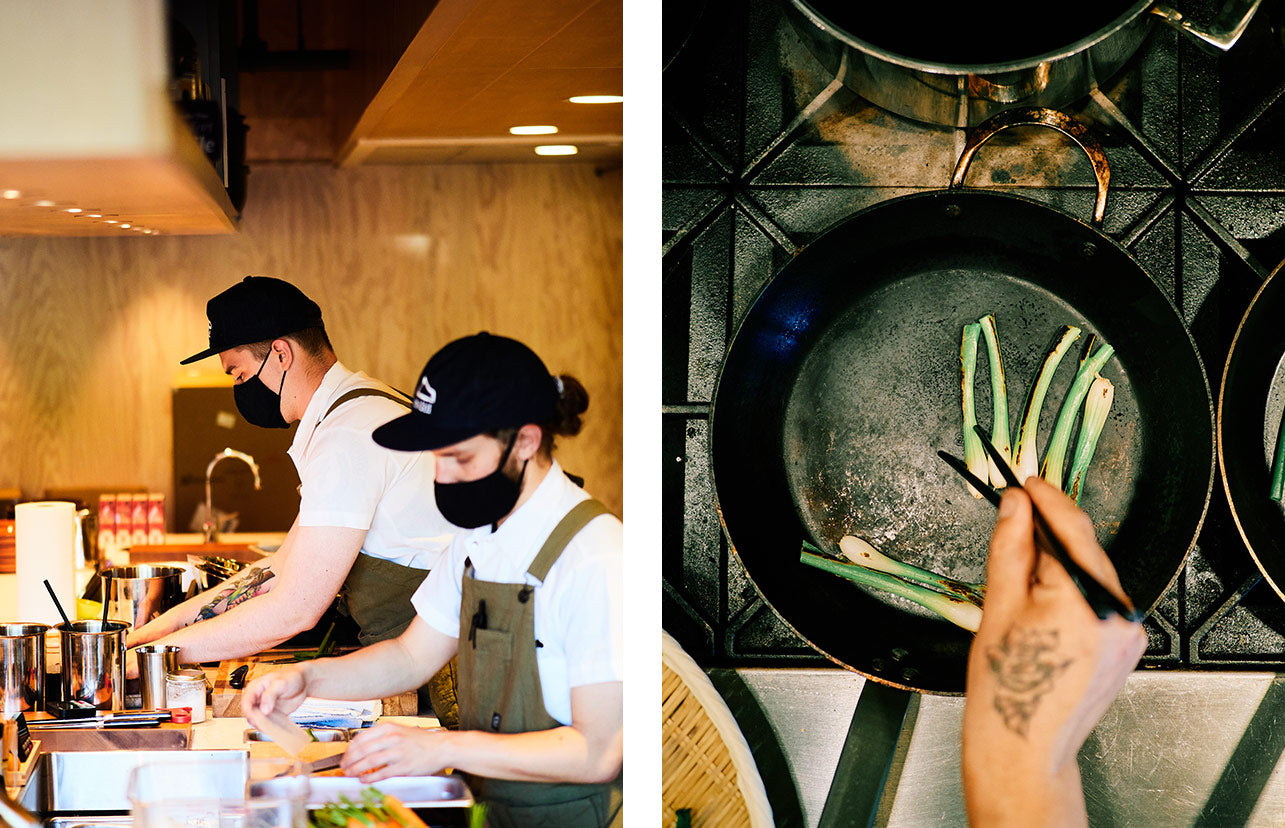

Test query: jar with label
[165,669,208,723]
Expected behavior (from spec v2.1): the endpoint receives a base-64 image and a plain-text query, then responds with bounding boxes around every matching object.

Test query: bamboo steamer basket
[661,631,772,827]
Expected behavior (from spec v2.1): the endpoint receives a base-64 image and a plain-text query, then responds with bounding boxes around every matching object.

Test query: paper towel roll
[15,501,77,626]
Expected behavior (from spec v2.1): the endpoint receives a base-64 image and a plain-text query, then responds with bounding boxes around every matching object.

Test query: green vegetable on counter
[801,541,984,632]
[960,322,988,499]
[310,788,411,828]
[1067,376,1115,505]
[978,314,1012,487]
[1042,338,1115,490]
[1012,325,1081,482]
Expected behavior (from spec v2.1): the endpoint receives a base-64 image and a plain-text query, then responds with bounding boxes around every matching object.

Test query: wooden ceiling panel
[376,68,622,136]
[518,0,622,70]
[337,0,621,165]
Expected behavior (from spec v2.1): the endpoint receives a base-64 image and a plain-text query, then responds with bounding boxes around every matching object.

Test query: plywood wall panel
[0,161,623,522]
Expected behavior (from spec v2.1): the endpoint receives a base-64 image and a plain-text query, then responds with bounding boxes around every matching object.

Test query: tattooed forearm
[189,564,276,624]
[987,626,1073,737]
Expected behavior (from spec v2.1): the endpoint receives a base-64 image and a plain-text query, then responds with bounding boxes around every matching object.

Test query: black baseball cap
[180,276,325,364]
[373,332,559,451]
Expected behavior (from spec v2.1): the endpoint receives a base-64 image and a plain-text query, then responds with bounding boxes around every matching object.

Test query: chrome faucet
[203,448,261,543]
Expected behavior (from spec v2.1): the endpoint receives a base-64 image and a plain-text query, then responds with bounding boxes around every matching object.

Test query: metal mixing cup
[134,644,180,710]
[0,623,47,715]
[57,620,127,710]
[102,565,184,629]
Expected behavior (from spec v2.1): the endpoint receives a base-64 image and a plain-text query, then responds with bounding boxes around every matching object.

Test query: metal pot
[102,565,185,629]
[787,0,1264,126]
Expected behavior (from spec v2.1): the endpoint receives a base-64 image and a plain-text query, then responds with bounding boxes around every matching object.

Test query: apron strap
[526,499,611,583]
[323,387,412,421]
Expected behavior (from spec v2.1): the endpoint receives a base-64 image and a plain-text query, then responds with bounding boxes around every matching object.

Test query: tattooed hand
[962,476,1146,828]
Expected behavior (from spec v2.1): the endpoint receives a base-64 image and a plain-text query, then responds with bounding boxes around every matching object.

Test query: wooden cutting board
[212,652,418,718]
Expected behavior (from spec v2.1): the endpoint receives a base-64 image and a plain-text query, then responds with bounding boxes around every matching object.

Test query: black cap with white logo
[180,276,324,364]
[372,332,558,451]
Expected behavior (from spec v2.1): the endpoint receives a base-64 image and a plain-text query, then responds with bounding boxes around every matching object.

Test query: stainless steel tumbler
[0,623,47,715]
[134,644,180,710]
[57,620,128,710]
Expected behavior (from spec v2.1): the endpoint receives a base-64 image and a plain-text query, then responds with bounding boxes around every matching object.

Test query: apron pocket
[463,627,514,731]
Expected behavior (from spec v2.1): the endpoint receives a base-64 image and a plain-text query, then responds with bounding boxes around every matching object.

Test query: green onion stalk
[1042,339,1115,490]
[960,322,988,498]
[832,536,987,606]
[1013,325,1081,482]
[800,544,983,632]
[1066,376,1115,504]
[978,314,1012,487]
[1272,404,1285,501]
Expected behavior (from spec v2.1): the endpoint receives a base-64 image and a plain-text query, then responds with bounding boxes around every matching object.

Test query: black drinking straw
[43,579,71,626]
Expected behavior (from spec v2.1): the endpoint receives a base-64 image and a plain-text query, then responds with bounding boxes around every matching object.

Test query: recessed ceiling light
[104,220,118,224]
[510,125,558,135]
[34,199,55,208]
[569,95,623,104]
[87,214,102,218]
[65,208,82,214]
[1,190,19,200]
[120,223,132,229]
[534,145,579,156]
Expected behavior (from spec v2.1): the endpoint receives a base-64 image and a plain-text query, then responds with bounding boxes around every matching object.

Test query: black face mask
[435,434,527,529]
[233,353,289,429]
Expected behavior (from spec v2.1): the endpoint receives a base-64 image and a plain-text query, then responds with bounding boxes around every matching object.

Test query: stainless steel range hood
[0,1,237,237]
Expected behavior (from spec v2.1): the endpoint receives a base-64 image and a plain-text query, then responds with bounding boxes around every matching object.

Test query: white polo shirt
[287,362,454,568]
[411,459,623,726]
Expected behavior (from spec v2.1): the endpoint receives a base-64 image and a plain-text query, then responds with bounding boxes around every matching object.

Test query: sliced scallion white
[978,314,1012,487]
[1042,341,1115,489]
[1066,375,1115,504]
[800,547,983,632]
[1013,325,1081,482]
[961,322,987,498]
[836,535,986,606]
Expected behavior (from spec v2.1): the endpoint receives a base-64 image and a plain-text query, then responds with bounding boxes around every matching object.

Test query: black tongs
[937,424,1142,623]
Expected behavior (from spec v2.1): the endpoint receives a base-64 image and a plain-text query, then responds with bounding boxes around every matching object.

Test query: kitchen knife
[273,751,346,778]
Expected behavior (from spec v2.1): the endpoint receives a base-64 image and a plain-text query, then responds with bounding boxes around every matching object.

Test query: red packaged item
[131,494,148,545]
[114,493,133,548]
[147,493,165,545]
[97,495,117,558]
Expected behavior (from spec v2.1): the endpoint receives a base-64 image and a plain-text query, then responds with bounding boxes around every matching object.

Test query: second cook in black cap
[245,332,625,828]
[132,276,463,725]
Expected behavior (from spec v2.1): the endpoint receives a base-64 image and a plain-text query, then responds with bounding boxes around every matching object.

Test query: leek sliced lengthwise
[1012,325,1081,481]
[960,322,987,498]
[1067,376,1115,504]
[1042,340,1115,490]
[836,535,986,606]
[1273,406,1285,501]
[978,314,1012,486]
[800,545,983,632]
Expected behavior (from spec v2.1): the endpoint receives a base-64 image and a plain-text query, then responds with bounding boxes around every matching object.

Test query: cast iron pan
[711,109,1214,694]
[1219,259,1285,599]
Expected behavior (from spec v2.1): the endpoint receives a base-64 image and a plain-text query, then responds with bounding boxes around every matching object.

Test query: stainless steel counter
[729,668,1285,827]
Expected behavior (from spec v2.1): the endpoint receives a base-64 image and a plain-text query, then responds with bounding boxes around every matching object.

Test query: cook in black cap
[131,276,460,727]
[245,332,625,828]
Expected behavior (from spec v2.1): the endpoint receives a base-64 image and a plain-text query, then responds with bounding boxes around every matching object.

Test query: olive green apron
[322,387,459,728]
[457,498,623,828]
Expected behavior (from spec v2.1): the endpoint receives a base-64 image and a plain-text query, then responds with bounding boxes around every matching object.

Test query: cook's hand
[242,664,309,719]
[342,723,450,782]
[962,476,1147,828]
[124,648,139,681]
